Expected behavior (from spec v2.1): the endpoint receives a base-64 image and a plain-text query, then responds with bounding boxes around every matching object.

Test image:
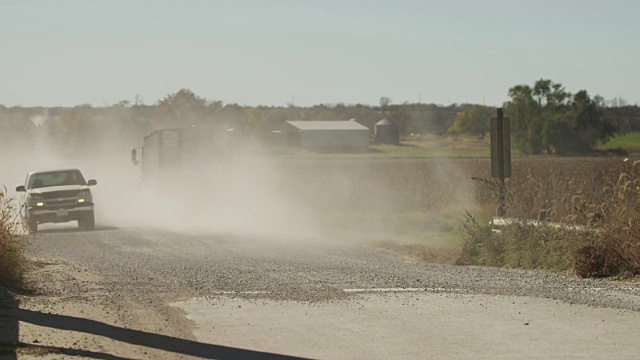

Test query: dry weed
[0,187,29,289]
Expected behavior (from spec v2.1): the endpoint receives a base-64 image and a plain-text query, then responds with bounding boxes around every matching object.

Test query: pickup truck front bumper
[27,204,94,224]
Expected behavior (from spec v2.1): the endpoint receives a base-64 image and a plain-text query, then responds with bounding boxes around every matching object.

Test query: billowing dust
[0,113,481,245]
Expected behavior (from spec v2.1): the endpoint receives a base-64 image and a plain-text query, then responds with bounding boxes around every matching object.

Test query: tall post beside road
[490,108,511,217]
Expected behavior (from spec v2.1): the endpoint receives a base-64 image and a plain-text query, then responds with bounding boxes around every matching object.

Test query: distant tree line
[448,79,638,155]
[1,81,639,158]
[0,89,465,158]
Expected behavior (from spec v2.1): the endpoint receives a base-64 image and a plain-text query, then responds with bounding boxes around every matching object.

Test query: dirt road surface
[1,224,639,359]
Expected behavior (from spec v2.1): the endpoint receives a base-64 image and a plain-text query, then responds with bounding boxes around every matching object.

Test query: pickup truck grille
[41,190,79,199]
[45,199,76,207]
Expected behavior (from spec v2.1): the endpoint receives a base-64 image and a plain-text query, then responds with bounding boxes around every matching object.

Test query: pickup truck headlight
[28,194,44,206]
[77,190,92,203]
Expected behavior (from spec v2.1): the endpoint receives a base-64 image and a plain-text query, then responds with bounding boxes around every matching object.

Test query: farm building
[274,120,370,151]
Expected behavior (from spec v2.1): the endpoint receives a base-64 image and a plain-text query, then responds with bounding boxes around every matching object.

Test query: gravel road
[4,223,640,359]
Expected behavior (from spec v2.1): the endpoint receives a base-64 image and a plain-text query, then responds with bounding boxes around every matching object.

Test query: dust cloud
[0,112,482,248]
[0,117,321,240]
[96,152,321,240]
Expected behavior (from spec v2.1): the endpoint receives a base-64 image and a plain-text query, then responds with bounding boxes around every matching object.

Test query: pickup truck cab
[16,169,97,232]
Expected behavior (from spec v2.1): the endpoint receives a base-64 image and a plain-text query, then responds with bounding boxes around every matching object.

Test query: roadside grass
[0,187,29,289]
[456,214,594,271]
[458,159,640,278]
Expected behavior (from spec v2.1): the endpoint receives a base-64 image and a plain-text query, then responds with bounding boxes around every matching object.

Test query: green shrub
[0,187,29,289]
[457,213,593,271]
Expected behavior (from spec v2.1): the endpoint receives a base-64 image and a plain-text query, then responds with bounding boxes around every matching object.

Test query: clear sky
[1,0,638,107]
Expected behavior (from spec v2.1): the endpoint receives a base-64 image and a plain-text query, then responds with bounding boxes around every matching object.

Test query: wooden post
[496,109,506,217]
[490,108,510,217]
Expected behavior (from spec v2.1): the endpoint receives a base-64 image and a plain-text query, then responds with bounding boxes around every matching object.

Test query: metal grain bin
[375,118,399,145]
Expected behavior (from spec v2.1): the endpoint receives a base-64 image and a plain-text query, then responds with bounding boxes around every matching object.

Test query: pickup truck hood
[28,185,90,194]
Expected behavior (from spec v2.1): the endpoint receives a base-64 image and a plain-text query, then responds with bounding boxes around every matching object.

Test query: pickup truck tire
[27,218,38,233]
[79,212,95,231]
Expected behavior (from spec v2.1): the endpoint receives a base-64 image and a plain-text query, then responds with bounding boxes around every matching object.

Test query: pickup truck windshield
[29,170,86,189]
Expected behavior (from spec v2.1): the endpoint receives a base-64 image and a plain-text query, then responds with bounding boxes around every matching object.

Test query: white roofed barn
[274,120,370,152]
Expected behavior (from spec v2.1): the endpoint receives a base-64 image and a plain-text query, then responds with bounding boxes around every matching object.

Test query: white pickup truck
[16,168,97,232]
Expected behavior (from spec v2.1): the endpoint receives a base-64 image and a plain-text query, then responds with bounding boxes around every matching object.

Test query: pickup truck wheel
[79,212,95,231]
[27,218,38,233]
